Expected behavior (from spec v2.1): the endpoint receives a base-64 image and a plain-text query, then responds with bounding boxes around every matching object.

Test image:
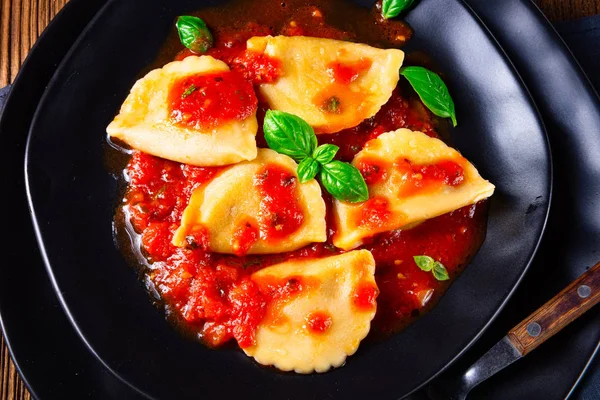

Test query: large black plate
[22,0,551,398]
[0,0,144,398]
[21,0,551,398]
[3,0,600,399]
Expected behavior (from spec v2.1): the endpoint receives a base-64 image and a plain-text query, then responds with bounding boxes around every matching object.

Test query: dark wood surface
[1,0,599,398]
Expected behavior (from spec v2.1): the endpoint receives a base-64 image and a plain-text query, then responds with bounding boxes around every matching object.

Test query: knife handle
[507,261,600,356]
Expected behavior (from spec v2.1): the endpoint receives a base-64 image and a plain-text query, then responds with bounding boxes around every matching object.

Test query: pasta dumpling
[107,55,258,166]
[244,250,378,373]
[172,149,326,255]
[246,35,404,134]
[333,129,495,250]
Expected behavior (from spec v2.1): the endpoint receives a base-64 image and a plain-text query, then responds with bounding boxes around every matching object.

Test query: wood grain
[508,262,600,356]
[538,0,600,20]
[1,0,599,399]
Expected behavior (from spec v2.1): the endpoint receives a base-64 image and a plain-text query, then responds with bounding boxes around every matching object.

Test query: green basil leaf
[413,255,435,272]
[263,110,318,162]
[313,144,339,165]
[432,261,450,281]
[176,16,214,53]
[320,161,369,203]
[297,157,320,183]
[381,0,415,19]
[400,66,457,127]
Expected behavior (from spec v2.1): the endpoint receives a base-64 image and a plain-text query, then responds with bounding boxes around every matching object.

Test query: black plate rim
[20,0,153,398]
[524,1,600,395]
[567,341,600,399]
[22,0,553,398]
[406,0,556,390]
[0,0,108,398]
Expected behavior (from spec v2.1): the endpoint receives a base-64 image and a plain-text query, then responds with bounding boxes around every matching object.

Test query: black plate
[0,0,145,398]
[26,0,551,398]
[22,0,551,398]
[4,0,600,399]
[3,0,600,399]
[434,2,600,398]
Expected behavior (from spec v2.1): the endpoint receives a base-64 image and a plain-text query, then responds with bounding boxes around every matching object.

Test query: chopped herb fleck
[322,96,342,114]
[181,84,197,99]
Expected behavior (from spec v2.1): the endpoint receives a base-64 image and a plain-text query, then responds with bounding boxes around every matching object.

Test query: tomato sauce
[319,88,440,161]
[357,158,389,185]
[231,219,259,256]
[327,58,373,85]
[231,50,283,85]
[395,158,465,196]
[255,164,305,243]
[110,0,489,350]
[306,311,333,334]
[358,196,392,228]
[176,23,282,86]
[353,283,379,311]
[169,71,257,129]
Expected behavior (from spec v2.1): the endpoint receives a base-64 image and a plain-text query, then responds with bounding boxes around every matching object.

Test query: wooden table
[1,0,599,398]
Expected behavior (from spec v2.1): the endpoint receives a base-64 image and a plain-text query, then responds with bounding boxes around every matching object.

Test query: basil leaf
[413,255,435,272]
[432,261,450,281]
[400,66,457,127]
[263,110,318,162]
[176,16,214,53]
[313,144,339,165]
[320,161,369,203]
[381,0,415,19]
[297,157,320,183]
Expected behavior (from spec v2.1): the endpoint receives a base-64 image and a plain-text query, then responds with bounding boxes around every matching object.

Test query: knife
[426,261,600,400]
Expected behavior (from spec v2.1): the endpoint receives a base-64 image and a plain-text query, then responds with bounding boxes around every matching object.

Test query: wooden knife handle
[507,261,600,356]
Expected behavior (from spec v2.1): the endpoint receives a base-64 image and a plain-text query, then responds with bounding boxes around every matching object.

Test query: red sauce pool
[111,0,489,349]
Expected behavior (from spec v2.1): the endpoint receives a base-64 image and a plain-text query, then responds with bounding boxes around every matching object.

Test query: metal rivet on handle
[578,285,591,299]
[527,322,542,337]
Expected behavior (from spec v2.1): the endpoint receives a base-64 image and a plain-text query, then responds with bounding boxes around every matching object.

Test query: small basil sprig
[400,66,457,127]
[176,16,213,53]
[381,0,415,19]
[297,158,320,182]
[320,161,369,203]
[263,110,369,203]
[263,111,317,163]
[413,255,450,281]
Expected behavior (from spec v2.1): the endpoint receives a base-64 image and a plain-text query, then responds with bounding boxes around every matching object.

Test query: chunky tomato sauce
[175,23,282,85]
[358,196,392,228]
[306,311,333,334]
[169,71,257,129]
[255,164,305,243]
[112,0,489,349]
[319,89,440,161]
[328,58,373,85]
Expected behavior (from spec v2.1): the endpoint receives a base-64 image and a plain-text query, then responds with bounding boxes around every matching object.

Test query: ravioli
[333,129,495,250]
[172,148,326,254]
[106,55,258,166]
[244,250,378,374]
[246,35,404,134]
